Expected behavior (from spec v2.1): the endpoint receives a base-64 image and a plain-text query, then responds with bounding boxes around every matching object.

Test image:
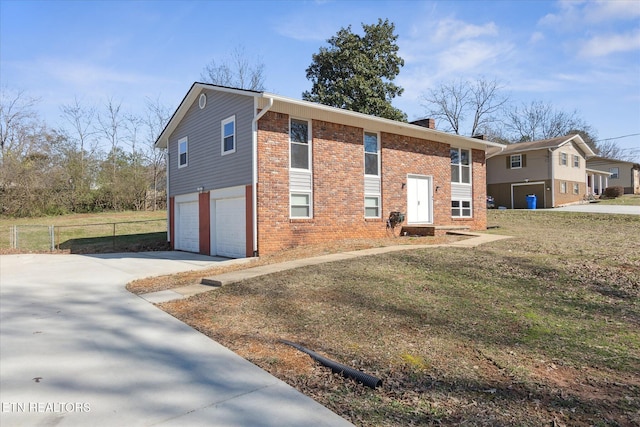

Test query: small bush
[602,186,624,198]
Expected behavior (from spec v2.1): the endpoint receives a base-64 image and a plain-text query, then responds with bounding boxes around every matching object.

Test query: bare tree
[0,88,40,157]
[60,97,98,186]
[142,97,171,210]
[594,138,631,160]
[201,45,266,91]
[422,77,507,136]
[503,100,588,142]
[97,98,123,178]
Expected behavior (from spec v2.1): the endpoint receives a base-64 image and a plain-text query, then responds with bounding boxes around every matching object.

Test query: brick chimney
[410,118,435,129]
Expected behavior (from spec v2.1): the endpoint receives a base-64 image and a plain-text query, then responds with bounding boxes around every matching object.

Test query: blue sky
[1,0,639,161]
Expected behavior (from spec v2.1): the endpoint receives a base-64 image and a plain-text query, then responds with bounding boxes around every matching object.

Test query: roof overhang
[156,82,506,151]
[586,168,612,177]
[486,134,596,159]
[155,83,262,149]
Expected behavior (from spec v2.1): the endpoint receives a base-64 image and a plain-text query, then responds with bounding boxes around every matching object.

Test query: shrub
[602,186,624,198]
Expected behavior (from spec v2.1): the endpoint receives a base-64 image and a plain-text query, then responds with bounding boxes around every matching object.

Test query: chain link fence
[2,219,168,254]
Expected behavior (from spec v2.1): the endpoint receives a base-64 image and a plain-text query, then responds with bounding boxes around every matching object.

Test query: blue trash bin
[526,194,537,209]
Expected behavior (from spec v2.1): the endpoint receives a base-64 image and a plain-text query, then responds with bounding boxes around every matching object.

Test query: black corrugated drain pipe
[280,340,382,388]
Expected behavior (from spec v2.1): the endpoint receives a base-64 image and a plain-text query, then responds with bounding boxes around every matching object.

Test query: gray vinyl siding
[168,89,254,197]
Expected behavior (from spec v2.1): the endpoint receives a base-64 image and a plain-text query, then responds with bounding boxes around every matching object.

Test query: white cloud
[435,40,510,76]
[529,31,545,44]
[579,29,640,57]
[540,0,640,27]
[583,0,640,23]
[432,19,498,43]
[274,19,333,42]
[43,59,144,86]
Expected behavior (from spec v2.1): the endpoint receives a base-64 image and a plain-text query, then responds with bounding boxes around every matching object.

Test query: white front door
[407,175,433,224]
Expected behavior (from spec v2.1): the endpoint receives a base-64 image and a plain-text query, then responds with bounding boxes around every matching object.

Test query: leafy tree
[423,77,508,136]
[201,46,266,91]
[303,18,407,121]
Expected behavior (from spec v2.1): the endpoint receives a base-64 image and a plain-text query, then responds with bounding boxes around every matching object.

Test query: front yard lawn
[155,210,639,426]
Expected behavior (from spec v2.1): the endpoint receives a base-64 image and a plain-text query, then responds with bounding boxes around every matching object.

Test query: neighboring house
[486,134,604,209]
[155,83,504,258]
[586,157,640,195]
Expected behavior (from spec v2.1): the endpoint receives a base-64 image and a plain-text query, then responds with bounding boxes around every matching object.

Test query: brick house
[486,134,602,209]
[155,83,503,258]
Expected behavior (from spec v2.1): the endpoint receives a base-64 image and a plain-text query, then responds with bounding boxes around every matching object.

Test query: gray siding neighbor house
[486,135,600,209]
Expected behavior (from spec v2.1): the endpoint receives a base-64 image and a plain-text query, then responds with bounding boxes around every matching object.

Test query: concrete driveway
[0,252,352,427]
[552,204,640,215]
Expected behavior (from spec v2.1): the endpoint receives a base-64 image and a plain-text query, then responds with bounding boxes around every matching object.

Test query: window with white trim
[573,183,579,194]
[560,152,568,166]
[178,137,188,168]
[290,119,310,170]
[290,193,311,218]
[560,181,567,193]
[364,196,380,218]
[364,132,379,176]
[451,148,471,184]
[573,155,580,168]
[510,154,522,169]
[221,116,235,155]
[452,200,472,217]
[610,167,619,179]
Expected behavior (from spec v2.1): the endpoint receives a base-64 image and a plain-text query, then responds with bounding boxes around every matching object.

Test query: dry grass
[147,210,639,426]
[127,234,463,294]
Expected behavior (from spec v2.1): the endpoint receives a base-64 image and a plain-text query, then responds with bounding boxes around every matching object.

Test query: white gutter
[251,96,274,256]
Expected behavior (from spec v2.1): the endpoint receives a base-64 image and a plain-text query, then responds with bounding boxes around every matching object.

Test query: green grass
[0,211,167,252]
[597,194,640,205]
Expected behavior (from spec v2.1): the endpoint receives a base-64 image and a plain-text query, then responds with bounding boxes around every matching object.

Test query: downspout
[251,96,274,257]
[164,148,170,242]
[549,148,555,208]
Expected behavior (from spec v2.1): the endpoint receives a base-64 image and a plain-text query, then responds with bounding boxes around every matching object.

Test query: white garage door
[215,197,246,258]
[176,201,199,252]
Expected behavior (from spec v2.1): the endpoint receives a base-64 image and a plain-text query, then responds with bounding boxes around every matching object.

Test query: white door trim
[406,174,433,224]
[511,182,545,209]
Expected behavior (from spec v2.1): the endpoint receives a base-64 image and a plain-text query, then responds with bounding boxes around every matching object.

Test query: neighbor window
[364,132,379,176]
[364,196,380,218]
[451,148,471,184]
[510,154,522,169]
[573,155,580,168]
[610,167,619,179]
[573,183,579,194]
[178,137,188,168]
[290,193,311,218]
[221,116,235,155]
[290,119,310,170]
[452,200,472,217]
[560,152,568,166]
[560,181,567,193]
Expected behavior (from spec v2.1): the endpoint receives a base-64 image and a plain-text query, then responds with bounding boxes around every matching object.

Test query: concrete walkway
[141,232,511,304]
[0,252,353,427]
